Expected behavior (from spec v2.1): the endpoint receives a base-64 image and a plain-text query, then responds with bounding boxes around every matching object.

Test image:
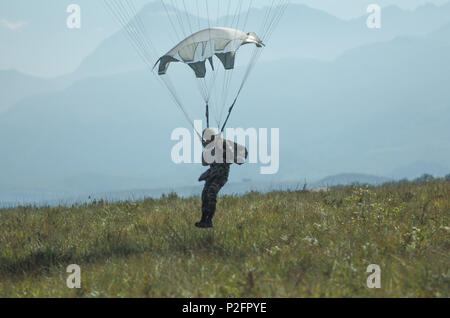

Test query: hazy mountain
[315,173,392,187]
[0,70,72,113]
[3,1,450,115]
[0,0,123,77]
[74,2,450,78]
[293,0,449,20]
[428,21,450,42]
[1,23,449,195]
[390,161,449,180]
[2,1,449,77]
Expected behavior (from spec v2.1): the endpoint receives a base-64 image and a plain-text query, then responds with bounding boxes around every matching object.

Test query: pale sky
[0,0,448,76]
[292,0,449,19]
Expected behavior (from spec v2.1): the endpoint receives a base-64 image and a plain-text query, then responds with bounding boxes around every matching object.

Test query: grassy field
[0,180,449,297]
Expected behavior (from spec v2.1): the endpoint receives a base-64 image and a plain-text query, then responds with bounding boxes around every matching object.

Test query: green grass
[0,180,449,297]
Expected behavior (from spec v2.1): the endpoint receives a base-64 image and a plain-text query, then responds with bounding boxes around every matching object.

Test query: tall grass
[0,180,448,297]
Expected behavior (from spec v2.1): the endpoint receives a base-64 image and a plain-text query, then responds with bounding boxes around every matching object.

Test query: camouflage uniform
[196,132,247,229]
[197,163,231,227]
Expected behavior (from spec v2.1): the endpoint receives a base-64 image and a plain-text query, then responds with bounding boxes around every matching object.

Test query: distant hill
[0,174,393,208]
[2,1,449,77]
[428,21,450,42]
[390,161,449,180]
[293,0,450,20]
[1,4,450,196]
[74,2,450,78]
[314,173,392,187]
[1,26,450,194]
[3,2,450,113]
[0,0,121,77]
[0,70,72,113]
[2,179,448,298]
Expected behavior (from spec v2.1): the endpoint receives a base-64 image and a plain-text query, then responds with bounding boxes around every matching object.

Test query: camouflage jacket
[198,163,231,182]
[198,138,248,182]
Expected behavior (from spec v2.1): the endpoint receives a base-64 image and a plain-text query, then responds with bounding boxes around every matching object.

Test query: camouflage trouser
[200,165,230,223]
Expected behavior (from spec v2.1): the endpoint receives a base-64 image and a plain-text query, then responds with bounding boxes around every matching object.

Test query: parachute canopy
[103,0,288,136]
[155,28,264,78]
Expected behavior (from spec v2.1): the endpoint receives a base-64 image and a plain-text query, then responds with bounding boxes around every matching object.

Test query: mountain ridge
[1,26,449,194]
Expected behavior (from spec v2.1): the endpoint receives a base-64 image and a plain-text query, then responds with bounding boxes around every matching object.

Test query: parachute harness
[206,103,210,128]
[103,0,289,137]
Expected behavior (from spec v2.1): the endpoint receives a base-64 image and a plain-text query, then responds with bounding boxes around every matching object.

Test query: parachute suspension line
[159,0,182,42]
[219,0,245,115]
[217,67,231,128]
[105,0,288,139]
[205,0,212,56]
[204,0,219,127]
[261,0,278,36]
[195,0,201,30]
[181,0,194,36]
[220,45,260,133]
[221,0,242,101]
[220,46,261,133]
[107,0,166,86]
[183,0,208,112]
[220,0,289,132]
[104,1,156,85]
[173,1,196,48]
[203,0,219,106]
[217,0,253,126]
[224,0,232,28]
[104,1,152,68]
[261,1,283,41]
[264,1,289,42]
[215,0,234,124]
[155,1,207,133]
[168,0,188,39]
[229,1,289,117]
[161,75,200,138]
[104,0,201,140]
[260,0,289,42]
[216,0,220,28]
[259,0,285,43]
[218,0,254,129]
[206,103,210,128]
[217,0,232,108]
[215,3,237,127]
[184,0,208,111]
[215,0,234,112]
[196,78,207,103]
[125,0,159,60]
[242,0,254,32]
[217,0,240,115]
[220,97,237,133]
[205,72,218,106]
[157,1,204,121]
[203,0,221,127]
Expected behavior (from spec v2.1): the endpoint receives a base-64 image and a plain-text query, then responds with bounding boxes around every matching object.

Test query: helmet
[203,128,220,143]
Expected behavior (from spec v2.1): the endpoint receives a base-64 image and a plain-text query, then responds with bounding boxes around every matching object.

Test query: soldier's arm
[234,142,249,165]
[199,168,211,181]
[202,149,214,166]
[202,155,209,166]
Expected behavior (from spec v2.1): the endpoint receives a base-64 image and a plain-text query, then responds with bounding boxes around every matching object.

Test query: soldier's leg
[203,176,229,223]
[199,181,211,223]
[196,167,230,228]
[196,180,216,228]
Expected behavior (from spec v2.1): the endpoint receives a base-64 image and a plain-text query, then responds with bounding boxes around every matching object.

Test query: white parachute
[155,27,264,78]
[103,0,288,138]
